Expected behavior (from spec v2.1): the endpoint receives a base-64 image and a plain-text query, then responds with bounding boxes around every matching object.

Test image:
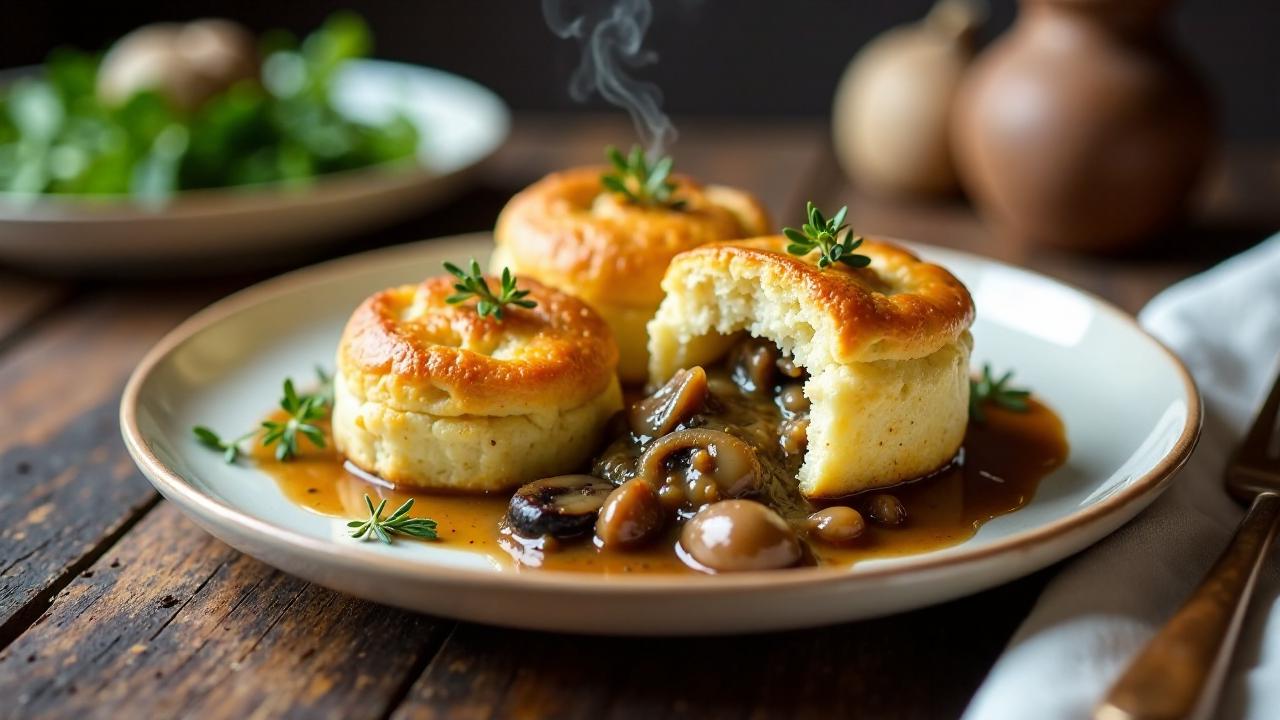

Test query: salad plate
[120,233,1200,635]
[0,61,508,272]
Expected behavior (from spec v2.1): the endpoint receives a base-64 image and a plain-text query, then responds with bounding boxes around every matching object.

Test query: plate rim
[119,233,1203,593]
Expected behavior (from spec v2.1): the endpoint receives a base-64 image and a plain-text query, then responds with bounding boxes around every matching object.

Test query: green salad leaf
[0,12,420,200]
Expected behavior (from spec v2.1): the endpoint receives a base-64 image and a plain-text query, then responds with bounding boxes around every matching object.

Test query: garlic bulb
[832,0,984,198]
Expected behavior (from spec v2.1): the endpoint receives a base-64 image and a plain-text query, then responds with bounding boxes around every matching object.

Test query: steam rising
[542,0,677,154]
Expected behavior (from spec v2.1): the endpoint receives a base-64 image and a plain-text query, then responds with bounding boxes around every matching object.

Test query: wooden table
[1,115,1276,719]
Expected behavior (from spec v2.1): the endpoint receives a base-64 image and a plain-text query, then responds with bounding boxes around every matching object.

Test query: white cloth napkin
[964,234,1280,720]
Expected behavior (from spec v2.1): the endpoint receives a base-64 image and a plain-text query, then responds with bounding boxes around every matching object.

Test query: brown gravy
[255,399,1067,575]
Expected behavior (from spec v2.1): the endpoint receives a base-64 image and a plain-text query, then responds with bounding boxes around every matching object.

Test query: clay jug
[952,0,1212,252]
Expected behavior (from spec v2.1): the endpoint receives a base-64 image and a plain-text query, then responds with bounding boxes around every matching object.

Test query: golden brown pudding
[648,236,975,497]
[332,273,622,491]
[492,164,770,381]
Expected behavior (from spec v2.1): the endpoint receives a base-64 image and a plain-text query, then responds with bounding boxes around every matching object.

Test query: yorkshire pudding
[333,274,623,491]
[492,166,770,381]
[647,236,975,497]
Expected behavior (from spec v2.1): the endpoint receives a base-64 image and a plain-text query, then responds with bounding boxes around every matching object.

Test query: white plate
[0,61,509,272]
[120,234,1200,635]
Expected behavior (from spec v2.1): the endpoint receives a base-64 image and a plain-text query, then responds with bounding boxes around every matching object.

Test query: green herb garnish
[261,379,327,461]
[601,145,685,209]
[969,364,1032,422]
[783,202,871,269]
[347,494,438,544]
[192,367,332,463]
[192,426,255,464]
[444,259,537,320]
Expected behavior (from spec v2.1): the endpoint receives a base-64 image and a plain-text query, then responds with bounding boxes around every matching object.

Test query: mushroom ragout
[499,336,912,573]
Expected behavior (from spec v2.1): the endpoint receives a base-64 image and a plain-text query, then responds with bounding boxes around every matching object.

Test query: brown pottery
[952,0,1212,252]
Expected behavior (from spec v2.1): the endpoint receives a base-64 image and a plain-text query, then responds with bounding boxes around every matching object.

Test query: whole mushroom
[804,506,866,545]
[679,500,803,573]
[97,19,259,112]
[595,478,666,550]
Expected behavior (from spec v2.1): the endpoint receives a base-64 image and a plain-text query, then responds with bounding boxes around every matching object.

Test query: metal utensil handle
[1096,492,1280,720]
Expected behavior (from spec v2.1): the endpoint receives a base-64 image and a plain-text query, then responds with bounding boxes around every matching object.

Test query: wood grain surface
[0,115,1275,720]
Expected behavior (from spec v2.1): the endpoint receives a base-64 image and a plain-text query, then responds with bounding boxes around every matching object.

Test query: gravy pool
[256,398,1067,574]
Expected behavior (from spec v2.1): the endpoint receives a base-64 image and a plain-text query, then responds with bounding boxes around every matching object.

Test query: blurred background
[2,0,1278,280]
[5,0,1276,140]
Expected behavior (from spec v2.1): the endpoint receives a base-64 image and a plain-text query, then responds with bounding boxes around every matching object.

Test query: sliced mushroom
[627,366,709,438]
[637,428,763,500]
[729,337,778,393]
[595,478,666,550]
[679,500,802,573]
[507,475,614,539]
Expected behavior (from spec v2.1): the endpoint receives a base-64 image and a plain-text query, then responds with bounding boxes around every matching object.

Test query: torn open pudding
[648,235,975,497]
[499,228,981,573]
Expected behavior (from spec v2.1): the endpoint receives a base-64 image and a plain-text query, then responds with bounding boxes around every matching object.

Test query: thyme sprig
[193,426,255,464]
[783,202,871,269]
[601,145,685,209]
[348,494,438,544]
[444,259,537,320]
[192,368,332,463]
[969,364,1032,422]
[261,379,327,461]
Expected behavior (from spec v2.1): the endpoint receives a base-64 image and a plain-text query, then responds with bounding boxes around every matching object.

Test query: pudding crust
[648,236,976,497]
[334,274,622,490]
[338,274,618,418]
[662,236,975,367]
[493,166,771,310]
[493,166,769,381]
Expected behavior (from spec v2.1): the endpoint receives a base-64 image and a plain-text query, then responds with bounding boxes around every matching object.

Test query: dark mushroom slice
[637,428,763,502]
[679,499,802,573]
[507,475,614,539]
[627,366,709,438]
[728,337,779,393]
[595,478,666,550]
